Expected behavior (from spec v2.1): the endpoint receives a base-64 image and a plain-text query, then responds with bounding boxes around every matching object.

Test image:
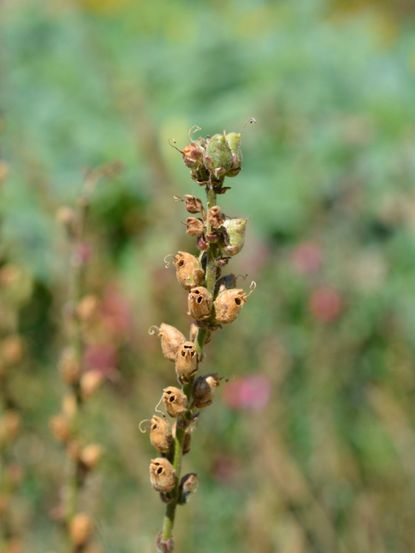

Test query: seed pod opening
[185,217,204,237]
[149,458,177,493]
[214,288,248,324]
[175,341,198,383]
[149,416,172,454]
[193,374,221,408]
[162,387,188,417]
[156,323,186,362]
[173,251,205,290]
[221,217,247,257]
[187,287,212,321]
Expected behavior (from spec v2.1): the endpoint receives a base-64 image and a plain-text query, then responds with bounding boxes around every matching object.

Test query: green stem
[159,186,217,550]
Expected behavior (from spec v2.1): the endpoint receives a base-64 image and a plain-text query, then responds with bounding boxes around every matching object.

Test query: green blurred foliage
[1,0,415,551]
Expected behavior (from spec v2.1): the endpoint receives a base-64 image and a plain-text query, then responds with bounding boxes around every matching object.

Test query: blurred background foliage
[2,0,415,551]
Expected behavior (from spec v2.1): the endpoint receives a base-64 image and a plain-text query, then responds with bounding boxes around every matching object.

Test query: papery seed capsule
[181,138,205,170]
[221,217,247,257]
[193,374,221,408]
[185,217,204,237]
[225,132,242,176]
[149,458,177,493]
[70,513,93,547]
[187,287,212,321]
[175,341,198,383]
[150,416,173,454]
[0,410,21,444]
[1,335,23,365]
[80,370,103,399]
[214,288,248,324]
[162,387,188,417]
[203,133,233,180]
[156,323,186,362]
[207,206,224,229]
[59,347,81,385]
[183,195,203,214]
[173,251,205,290]
[76,295,98,321]
[49,415,71,443]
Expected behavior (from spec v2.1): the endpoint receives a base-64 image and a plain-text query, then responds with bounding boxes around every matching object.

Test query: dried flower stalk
[147,128,254,552]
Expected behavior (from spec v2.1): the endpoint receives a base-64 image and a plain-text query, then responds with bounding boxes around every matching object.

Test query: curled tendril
[154,395,165,416]
[139,419,151,433]
[163,254,174,269]
[188,125,201,142]
[148,325,160,336]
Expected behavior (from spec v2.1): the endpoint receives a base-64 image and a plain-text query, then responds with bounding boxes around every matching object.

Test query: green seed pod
[193,374,221,408]
[221,217,247,257]
[214,288,248,324]
[149,458,177,493]
[162,387,188,417]
[187,287,213,321]
[150,416,173,454]
[173,251,205,290]
[225,132,242,176]
[203,133,233,180]
[175,341,198,383]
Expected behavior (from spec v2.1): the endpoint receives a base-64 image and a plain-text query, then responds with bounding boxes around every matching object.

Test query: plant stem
[159,186,217,549]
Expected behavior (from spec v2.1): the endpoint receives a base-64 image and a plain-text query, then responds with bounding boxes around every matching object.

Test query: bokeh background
[2,0,415,551]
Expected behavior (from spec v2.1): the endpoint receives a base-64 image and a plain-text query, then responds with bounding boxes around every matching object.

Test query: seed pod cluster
[146,127,254,547]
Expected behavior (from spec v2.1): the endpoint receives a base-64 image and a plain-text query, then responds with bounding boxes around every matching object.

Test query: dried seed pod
[80,443,103,470]
[162,387,188,417]
[225,132,242,176]
[80,370,103,398]
[187,287,212,321]
[76,295,99,321]
[0,410,21,444]
[1,335,23,365]
[181,138,205,170]
[214,288,248,324]
[49,415,71,443]
[70,513,93,547]
[185,217,204,237]
[221,217,247,256]
[203,133,233,180]
[152,323,186,362]
[173,251,205,290]
[149,458,177,493]
[207,206,225,229]
[183,194,203,214]
[150,416,173,454]
[175,341,198,383]
[59,347,81,385]
[193,374,221,408]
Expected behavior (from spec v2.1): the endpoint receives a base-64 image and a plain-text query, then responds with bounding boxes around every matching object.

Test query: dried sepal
[207,206,225,229]
[149,458,177,493]
[187,287,212,321]
[173,251,205,290]
[185,217,204,237]
[151,323,186,362]
[189,323,212,345]
[174,194,204,214]
[214,288,248,324]
[221,217,247,257]
[175,341,198,383]
[162,387,188,417]
[150,416,173,454]
[178,472,199,503]
[224,132,242,176]
[193,374,221,408]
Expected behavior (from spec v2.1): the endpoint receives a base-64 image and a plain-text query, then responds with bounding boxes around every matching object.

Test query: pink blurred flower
[85,343,117,378]
[309,286,344,323]
[73,242,92,265]
[291,241,322,275]
[211,454,240,485]
[222,374,271,411]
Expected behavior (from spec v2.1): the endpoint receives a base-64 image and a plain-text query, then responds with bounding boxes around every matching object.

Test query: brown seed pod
[70,513,93,547]
[149,416,173,454]
[80,443,103,470]
[1,335,24,366]
[187,287,212,321]
[59,347,81,385]
[149,458,177,493]
[193,374,221,408]
[80,370,103,399]
[214,288,248,324]
[173,251,205,290]
[183,194,203,213]
[185,217,204,237]
[175,341,198,383]
[49,414,71,444]
[150,323,186,362]
[207,205,224,229]
[76,295,99,321]
[162,387,188,417]
[0,410,21,444]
